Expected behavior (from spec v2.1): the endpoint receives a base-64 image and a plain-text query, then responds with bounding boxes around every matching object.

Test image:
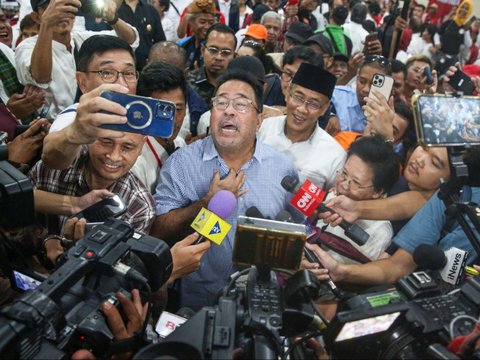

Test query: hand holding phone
[363,32,379,55]
[100,91,175,138]
[72,194,127,222]
[423,66,433,85]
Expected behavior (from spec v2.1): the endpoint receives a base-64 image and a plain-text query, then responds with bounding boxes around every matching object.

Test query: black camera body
[100,91,175,138]
[0,219,172,358]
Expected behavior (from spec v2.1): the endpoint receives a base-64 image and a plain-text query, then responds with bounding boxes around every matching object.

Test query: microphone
[246,206,269,219]
[275,210,340,297]
[281,175,369,246]
[191,190,237,245]
[413,244,477,286]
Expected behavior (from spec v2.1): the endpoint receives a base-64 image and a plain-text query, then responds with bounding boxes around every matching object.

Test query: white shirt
[15,27,140,120]
[218,0,232,25]
[161,16,177,41]
[164,0,192,42]
[258,115,346,190]
[131,136,170,194]
[406,33,434,59]
[0,42,16,104]
[318,191,393,264]
[342,22,369,55]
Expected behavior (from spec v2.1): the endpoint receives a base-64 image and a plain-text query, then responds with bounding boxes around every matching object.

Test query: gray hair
[260,11,283,27]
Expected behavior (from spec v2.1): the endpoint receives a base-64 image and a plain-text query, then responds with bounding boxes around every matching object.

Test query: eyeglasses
[336,170,375,191]
[206,46,234,58]
[83,69,139,83]
[212,96,259,113]
[364,55,390,69]
[289,92,324,112]
[281,71,294,82]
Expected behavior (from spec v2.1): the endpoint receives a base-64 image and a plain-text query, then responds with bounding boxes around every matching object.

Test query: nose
[297,101,308,114]
[106,145,122,162]
[116,73,129,87]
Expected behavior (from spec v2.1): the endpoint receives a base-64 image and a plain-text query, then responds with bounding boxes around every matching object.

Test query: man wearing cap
[187,23,236,103]
[243,23,268,46]
[328,52,349,80]
[15,0,139,120]
[177,0,216,70]
[284,21,313,52]
[259,62,346,189]
[304,32,334,69]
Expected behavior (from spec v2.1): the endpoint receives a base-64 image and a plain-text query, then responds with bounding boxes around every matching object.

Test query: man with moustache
[15,0,139,120]
[187,23,236,104]
[151,70,297,309]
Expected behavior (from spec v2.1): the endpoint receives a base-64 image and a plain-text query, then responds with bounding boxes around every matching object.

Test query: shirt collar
[202,135,266,164]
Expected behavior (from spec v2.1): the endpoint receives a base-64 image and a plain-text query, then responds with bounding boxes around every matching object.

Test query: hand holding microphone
[281,176,369,246]
[191,190,237,245]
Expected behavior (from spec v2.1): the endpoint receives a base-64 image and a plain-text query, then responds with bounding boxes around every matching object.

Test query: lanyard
[145,137,162,168]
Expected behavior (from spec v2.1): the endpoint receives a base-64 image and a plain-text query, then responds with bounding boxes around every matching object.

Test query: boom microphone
[192,190,237,245]
[413,244,477,286]
[281,176,369,246]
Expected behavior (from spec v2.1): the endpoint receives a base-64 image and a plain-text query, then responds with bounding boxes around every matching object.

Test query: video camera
[321,273,480,359]
[0,219,172,359]
[134,215,327,359]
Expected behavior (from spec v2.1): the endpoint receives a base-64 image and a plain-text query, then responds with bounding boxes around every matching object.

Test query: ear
[255,111,262,131]
[76,71,88,94]
[371,190,384,199]
[201,44,206,57]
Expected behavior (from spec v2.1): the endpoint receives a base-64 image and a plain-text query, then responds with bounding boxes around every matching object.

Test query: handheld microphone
[191,190,237,245]
[281,176,369,246]
[413,244,475,286]
[246,206,269,219]
[275,210,340,297]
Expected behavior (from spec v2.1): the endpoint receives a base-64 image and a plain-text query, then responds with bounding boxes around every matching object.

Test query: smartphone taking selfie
[368,73,394,102]
[100,91,175,138]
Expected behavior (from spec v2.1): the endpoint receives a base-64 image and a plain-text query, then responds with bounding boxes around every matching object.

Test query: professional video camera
[135,215,328,359]
[0,136,35,229]
[0,219,172,359]
[320,271,480,359]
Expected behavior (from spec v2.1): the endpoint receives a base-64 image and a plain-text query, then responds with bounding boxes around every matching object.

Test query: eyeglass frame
[81,69,139,83]
[211,96,259,113]
[288,91,325,112]
[364,55,391,69]
[205,46,234,58]
[335,169,375,191]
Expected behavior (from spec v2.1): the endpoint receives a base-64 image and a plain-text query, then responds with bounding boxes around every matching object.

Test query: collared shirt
[15,27,140,120]
[331,86,367,134]
[342,21,369,55]
[394,188,480,264]
[218,0,232,25]
[117,0,165,71]
[0,42,16,104]
[154,135,297,309]
[318,192,393,264]
[258,115,346,190]
[29,147,155,234]
[186,66,215,104]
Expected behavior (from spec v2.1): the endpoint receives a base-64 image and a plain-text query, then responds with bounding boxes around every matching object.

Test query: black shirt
[118,0,166,71]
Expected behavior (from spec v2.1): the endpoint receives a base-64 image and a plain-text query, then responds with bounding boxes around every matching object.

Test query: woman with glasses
[312,135,400,264]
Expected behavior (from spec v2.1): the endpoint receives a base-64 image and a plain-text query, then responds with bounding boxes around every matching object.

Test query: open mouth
[219,121,238,133]
[408,161,419,176]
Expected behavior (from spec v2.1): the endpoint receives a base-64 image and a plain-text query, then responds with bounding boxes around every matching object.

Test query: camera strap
[145,137,163,168]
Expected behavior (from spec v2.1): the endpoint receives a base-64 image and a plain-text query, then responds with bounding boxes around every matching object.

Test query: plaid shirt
[29,146,156,234]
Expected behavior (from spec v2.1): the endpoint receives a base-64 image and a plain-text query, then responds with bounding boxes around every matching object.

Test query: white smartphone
[368,73,394,102]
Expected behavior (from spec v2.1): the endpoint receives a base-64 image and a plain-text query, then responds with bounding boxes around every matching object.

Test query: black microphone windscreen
[176,307,195,320]
[275,210,293,223]
[281,175,298,193]
[246,206,265,219]
[412,244,447,270]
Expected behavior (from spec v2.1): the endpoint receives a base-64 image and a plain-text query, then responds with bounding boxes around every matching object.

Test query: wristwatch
[107,13,119,26]
[42,234,73,249]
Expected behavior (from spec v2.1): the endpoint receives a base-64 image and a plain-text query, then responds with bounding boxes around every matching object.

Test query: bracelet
[42,234,72,249]
[107,13,119,26]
